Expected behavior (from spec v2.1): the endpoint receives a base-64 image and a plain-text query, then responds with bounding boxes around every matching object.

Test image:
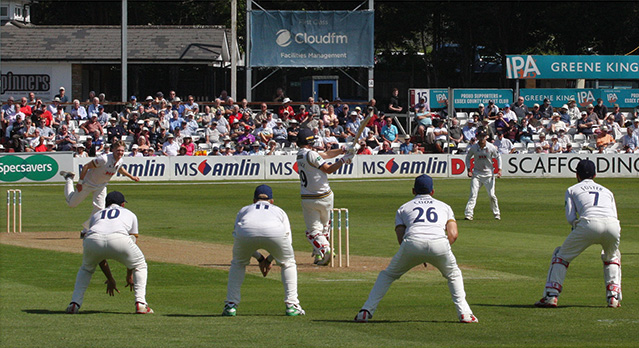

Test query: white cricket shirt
[565,179,618,225]
[395,194,455,240]
[84,153,123,186]
[465,142,501,176]
[296,148,331,198]
[234,201,291,238]
[87,204,138,237]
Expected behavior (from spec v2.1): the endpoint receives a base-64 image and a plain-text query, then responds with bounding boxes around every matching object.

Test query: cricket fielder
[464,131,501,220]
[296,128,353,266]
[223,185,305,317]
[66,191,153,314]
[535,159,622,308]
[355,175,478,323]
[60,140,140,233]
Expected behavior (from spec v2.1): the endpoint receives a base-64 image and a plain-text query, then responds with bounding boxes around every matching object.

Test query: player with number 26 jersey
[395,195,455,240]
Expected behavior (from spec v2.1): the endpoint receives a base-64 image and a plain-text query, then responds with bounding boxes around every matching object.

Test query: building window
[1,6,8,18]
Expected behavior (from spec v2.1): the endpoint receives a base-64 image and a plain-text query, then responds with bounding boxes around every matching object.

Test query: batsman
[295,128,354,266]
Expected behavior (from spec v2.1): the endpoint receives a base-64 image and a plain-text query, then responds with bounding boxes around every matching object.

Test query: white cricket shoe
[354,309,372,323]
[285,303,305,316]
[607,296,621,308]
[464,216,473,221]
[460,314,478,323]
[66,302,80,314]
[494,215,501,220]
[534,296,558,308]
[135,302,154,314]
[59,171,75,180]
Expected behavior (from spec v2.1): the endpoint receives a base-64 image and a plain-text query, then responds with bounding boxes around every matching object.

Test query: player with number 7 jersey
[535,159,622,308]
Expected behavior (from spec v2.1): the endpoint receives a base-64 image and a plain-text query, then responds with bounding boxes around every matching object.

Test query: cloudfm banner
[249,10,374,68]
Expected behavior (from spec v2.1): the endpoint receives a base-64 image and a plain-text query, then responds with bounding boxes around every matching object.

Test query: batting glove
[340,152,354,165]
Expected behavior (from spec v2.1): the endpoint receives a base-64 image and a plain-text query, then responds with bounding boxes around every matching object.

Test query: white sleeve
[93,154,107,168]
[394,207,405,227]
[129,213,139,235]
[565,189,577,226]
[306,150,326,168]
[465,145,475,169]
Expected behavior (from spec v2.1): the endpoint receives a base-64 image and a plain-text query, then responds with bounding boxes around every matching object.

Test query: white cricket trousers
[544,217,621,297]
[301,192,334,248]
[71,233,148,306]
[64,177,107,231]
[226,235,299,306]
[464,174,500,218]
[361,236,473,318]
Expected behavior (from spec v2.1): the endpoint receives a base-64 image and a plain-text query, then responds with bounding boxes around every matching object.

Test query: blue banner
[599,89,639,108]
[520,88,639,108]
[249,11,374,68]
[506,55,639,79]
[452,89,513,108]
[520,89,598,108]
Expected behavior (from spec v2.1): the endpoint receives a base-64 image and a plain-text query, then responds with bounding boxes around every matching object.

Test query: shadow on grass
[474,303,602,309]
[165,313,275,318]
[313,319,457,324]
[34,237,76,240]
[23,309,128,315]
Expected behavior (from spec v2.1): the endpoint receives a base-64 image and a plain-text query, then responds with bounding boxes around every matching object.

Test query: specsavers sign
[0,153,73,182]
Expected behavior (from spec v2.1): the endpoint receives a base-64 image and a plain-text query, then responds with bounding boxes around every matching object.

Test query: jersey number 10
[100,209,121,220]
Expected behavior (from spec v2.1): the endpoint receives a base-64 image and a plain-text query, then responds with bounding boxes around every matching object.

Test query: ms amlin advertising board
[249,10,374,67]
[2,154,638,184]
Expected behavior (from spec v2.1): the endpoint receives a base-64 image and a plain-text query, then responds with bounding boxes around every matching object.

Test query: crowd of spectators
[409,95,639,154]
[2,87,638,156]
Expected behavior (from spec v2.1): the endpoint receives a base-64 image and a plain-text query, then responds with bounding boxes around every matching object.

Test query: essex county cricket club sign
[249,11,374,68]
[506,55,639,79]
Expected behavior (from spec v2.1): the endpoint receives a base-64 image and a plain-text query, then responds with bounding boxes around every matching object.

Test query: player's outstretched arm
[77,161,96,192]
[118,166,140,182]
[445,220,458,245]
[319,147,346,160]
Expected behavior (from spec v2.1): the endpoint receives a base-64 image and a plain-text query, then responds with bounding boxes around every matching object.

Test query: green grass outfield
[1,178,638,347]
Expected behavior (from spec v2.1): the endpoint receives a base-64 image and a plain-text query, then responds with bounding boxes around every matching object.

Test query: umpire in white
[223,185,305,317]
[355,175,478,323]
[535,159,622,308]
[66,191,152,314]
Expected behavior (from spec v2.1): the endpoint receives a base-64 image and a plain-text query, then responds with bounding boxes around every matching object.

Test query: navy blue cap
[105,191,127,206]
[254,184,273,200]
[130,95,137,100]
[296,128,316,146]
[476,131,487,138]
[576,159,596,179]
[414,174,434,194]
